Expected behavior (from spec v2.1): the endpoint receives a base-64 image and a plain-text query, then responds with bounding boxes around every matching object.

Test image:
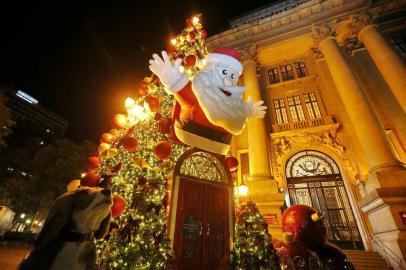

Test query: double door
[174,178,230,270]
[287,176,364,250]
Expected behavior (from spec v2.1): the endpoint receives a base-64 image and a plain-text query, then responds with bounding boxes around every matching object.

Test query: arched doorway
[169,149,233,270]
[285,150,364,250]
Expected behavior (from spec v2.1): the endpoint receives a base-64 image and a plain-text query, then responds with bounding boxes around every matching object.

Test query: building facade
[207,0,406,268]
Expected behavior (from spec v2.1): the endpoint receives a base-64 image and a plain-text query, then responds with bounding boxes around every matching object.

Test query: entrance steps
[343,250,392,270]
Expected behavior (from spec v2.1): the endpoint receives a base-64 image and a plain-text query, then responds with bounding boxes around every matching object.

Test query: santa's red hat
[207,47,243,75]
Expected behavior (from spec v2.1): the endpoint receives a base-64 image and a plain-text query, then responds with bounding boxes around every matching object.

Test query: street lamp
[237,184,248,197]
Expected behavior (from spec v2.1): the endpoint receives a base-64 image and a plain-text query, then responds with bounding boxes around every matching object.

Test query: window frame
[280,64,295,81]
[273,98,289,124]
[294,62,308,78]
[287,96,305,122]
[303,92,322,119]
[268,67,280,84]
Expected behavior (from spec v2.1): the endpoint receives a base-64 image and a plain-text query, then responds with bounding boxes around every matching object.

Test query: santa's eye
[231,74,235,80]
[222,69,227,75]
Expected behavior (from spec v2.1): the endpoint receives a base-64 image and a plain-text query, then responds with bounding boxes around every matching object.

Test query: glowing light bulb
[237,184,248,196]
[125,97,135,108]
[128,104,144,116]
[170,38,177,45]
[192,16,199,25]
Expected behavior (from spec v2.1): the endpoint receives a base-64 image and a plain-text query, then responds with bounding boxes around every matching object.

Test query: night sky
[0,0,272,142]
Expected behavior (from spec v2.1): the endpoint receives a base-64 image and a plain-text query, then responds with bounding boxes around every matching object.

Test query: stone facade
[207,0,406,269]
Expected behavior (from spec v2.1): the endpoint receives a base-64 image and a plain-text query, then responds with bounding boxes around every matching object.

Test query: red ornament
[138,81,148,96]
[87,156,100,170]
[145,96,160,112]
[111,194,126,218]
[154,112,162,121]
[81,172,100,187]
[185,55,197,67]
[201,29,207,39]
[112,114,127,129]
[225,156,239,172]
[188,31,196,41]
[282,204,326,247]
[186,18,193,27]
[100,133,114,144]
[158,117,171,134]
[154,141,172,160]
[121,136,138,152]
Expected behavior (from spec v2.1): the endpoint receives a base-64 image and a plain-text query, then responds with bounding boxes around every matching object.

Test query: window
[273,99,289,124]
[280,64,295,81]
[287,96,305,122]
[389,36,406,54]
[304,93,322,119]
[268,68,280,84]
[294,62,308,77]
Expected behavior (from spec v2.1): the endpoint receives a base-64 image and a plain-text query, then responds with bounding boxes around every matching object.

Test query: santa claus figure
[149,47,266,155]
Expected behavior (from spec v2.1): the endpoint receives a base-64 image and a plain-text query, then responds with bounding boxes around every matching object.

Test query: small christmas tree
[231,201,280,270]
[75,15,209,270]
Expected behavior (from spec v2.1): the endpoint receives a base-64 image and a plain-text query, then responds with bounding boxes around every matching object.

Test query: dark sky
[0,0,272,142]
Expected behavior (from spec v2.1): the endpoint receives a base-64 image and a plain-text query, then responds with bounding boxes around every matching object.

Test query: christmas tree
[231,201,280,270]
[71,15,208,270]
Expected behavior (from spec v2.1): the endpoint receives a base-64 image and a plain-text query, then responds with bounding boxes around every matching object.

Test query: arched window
[177,150,228,184]
[286,150,340,178]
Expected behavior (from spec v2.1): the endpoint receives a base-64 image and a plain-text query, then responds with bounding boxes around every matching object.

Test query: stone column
[240,45,284,239]
[313,23,406,266]
[352,14,406,113]
[313,24,401,186]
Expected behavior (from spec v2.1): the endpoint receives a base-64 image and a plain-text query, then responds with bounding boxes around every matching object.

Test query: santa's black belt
[175,120,232,144]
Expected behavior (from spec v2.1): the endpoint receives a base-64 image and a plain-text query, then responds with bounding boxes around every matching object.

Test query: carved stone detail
[271,129,358,184]
[239,44,257,63]
[311,23,336,48]
[348,12,373,36]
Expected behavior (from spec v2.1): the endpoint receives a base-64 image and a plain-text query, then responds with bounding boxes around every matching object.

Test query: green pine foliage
[231,201,280,270]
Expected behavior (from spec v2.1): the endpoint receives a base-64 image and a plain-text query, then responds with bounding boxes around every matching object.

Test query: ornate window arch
[285,150,340,178]
[175,149,229,184]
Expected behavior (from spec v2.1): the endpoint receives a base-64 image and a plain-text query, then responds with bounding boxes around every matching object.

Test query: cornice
[207,0,368,50]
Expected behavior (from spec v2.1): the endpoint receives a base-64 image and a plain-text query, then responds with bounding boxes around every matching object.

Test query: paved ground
[0,243,32,270]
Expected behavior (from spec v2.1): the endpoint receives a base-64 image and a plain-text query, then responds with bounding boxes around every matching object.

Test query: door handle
[199,222,203,236]
[206,223,210,236]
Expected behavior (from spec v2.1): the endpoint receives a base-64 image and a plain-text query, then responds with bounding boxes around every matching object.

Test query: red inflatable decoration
[121,136,138,152]
[81,172,100,187]
[154,141,172,160]
[225,156,239,172]
[86,156,100,170]
[111,194,126,218]
[112,114,127,129]
[282,204,326,247]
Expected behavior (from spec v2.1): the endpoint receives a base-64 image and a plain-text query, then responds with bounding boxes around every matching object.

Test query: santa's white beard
[192,70,248,135]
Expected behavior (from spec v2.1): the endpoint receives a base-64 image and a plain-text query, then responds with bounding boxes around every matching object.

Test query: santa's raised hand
[149,51,188,93]
[147,47,267,155]
[246,95,267,118]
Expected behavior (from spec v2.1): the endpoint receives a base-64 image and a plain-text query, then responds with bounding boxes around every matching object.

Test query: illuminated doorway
[285,150,364,250]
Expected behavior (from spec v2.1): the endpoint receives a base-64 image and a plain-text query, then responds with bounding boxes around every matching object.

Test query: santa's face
[192,62,248,135]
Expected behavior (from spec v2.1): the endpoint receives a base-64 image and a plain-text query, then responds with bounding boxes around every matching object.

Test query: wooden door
[174,178,230,270]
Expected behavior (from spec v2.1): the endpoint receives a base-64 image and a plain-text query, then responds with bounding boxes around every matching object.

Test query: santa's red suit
[172,81,232,155]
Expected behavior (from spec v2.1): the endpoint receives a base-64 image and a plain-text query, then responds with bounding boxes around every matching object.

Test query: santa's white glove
[149,51,188,94]
[246,95,267,118]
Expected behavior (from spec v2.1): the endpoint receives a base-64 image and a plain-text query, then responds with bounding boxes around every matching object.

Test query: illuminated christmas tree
[231,201,280,270]
[74,15,208,270]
